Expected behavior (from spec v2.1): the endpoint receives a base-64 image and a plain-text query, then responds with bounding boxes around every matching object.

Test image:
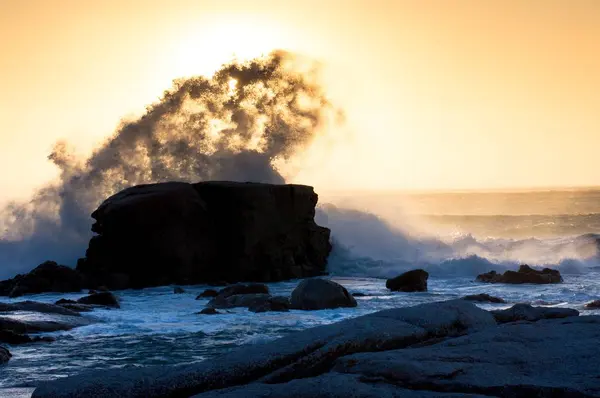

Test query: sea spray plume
[0,51,339,278]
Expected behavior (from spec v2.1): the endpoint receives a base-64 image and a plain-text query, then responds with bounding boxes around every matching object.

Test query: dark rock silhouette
[585,300,600,309]
[76,181,331,290]
[386,269,428,292]
[476,264,562,284]
[173,287,185,294]
[0,301,82,317]
[290,279,356,310]
[0,261,83,297]
[207,294,272,309]
[491,303,578,323]
[462,293,506,303]
[196,289,219,299]
[0,330,55,345]
[199,308,219,315]
[248,296,290,313]
[0,346,10,364]
[77,292,120,308]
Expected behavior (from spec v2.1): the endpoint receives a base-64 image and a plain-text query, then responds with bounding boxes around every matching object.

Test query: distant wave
[317,204,600,278]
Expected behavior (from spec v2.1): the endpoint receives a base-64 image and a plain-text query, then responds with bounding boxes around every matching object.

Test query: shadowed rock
[290,279,357,310]
[386,269,428,292]
[0,301,81,317]
[476,264,562,284]
[207,294,272,309]
[248,296,290,313]
[585,300,600,309]
[196,289,218,299]
[0,261,83,298]
[461,294,506,304]
[0,316,92,334]
[216,283,269,298]
[0,346,10,364]
[0,330,55,345]
[198,308,219,315]
[76,182,332,289]
[77,292,120,308]
[174,287,185,294]
[491,303,579,323]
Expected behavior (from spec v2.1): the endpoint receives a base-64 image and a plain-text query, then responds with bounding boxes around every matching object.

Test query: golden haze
[1,0,599,203]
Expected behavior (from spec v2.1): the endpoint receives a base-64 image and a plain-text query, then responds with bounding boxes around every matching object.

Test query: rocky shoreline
[29,299,600,397]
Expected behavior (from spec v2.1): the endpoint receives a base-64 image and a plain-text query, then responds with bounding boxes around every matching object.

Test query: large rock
[0,316,92,334]
[476,264,562,284]
[0,261,83,297]
[76,181,331,289]
[290,279,357,310]
[0,346,10,364]
[386,269,428,292]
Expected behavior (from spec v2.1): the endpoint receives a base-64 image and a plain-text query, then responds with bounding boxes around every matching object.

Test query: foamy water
[2,272,600,389]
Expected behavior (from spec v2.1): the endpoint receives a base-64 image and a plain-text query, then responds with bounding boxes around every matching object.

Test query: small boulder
[174,287,185,294]
[77,292,120,308]
[0,346,11,363]
[207,294,272,309]
[290,279,357,310]
[196,289,219,299]
[386,269,428,292]
[476,264,562,284]
[462,293,506,303]
[248,296,290,313]
[585,300,600,309]
[199,308,219,315]
[491,303,579,323]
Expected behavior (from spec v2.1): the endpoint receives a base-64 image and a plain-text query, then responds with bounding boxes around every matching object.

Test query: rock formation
[386,269,428,292]
[33,300,600,398]
[290,278,357,310]
[76,181,331,289]
[0,261,83,297]
[476,264,562,284]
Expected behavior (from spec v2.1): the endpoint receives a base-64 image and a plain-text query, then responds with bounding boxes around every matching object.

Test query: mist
[0,51,339,278]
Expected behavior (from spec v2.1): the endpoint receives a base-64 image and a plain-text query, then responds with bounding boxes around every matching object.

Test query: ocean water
[2,189,600,389]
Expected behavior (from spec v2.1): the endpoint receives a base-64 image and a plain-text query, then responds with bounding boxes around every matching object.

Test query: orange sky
[1,0,599,202]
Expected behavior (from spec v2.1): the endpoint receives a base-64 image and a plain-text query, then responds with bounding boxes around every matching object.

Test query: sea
[2,188,600,392]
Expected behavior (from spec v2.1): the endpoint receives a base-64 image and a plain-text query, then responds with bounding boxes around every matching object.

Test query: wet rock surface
[476,264,562,284]
[31,299,599,398]
[386,269,428,292]
[290,278,357,310]
[461,293,506,303]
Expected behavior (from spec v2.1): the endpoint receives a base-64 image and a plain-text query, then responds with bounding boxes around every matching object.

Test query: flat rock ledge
[32,300,600,398]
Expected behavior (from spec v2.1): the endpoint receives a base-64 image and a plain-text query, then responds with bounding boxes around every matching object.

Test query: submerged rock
[196,289,219,299]
[198,308,219,315]
[491,303,579,323]
[0,261,83,298]
[386,269,428,292]
[290,279,357,310]
[173,287,185,294]
[248,296,290,313]
[207,293,272,309]
[0,346,10,364]
[476,264,562,284]
[77,292,120,308]
[461,293,506,303]
[0,330,55,345]
[76,181,332,289]
[0,301,81,317]
[216,283,269,298]
[0,316,92,334]
[585,300,600,309]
